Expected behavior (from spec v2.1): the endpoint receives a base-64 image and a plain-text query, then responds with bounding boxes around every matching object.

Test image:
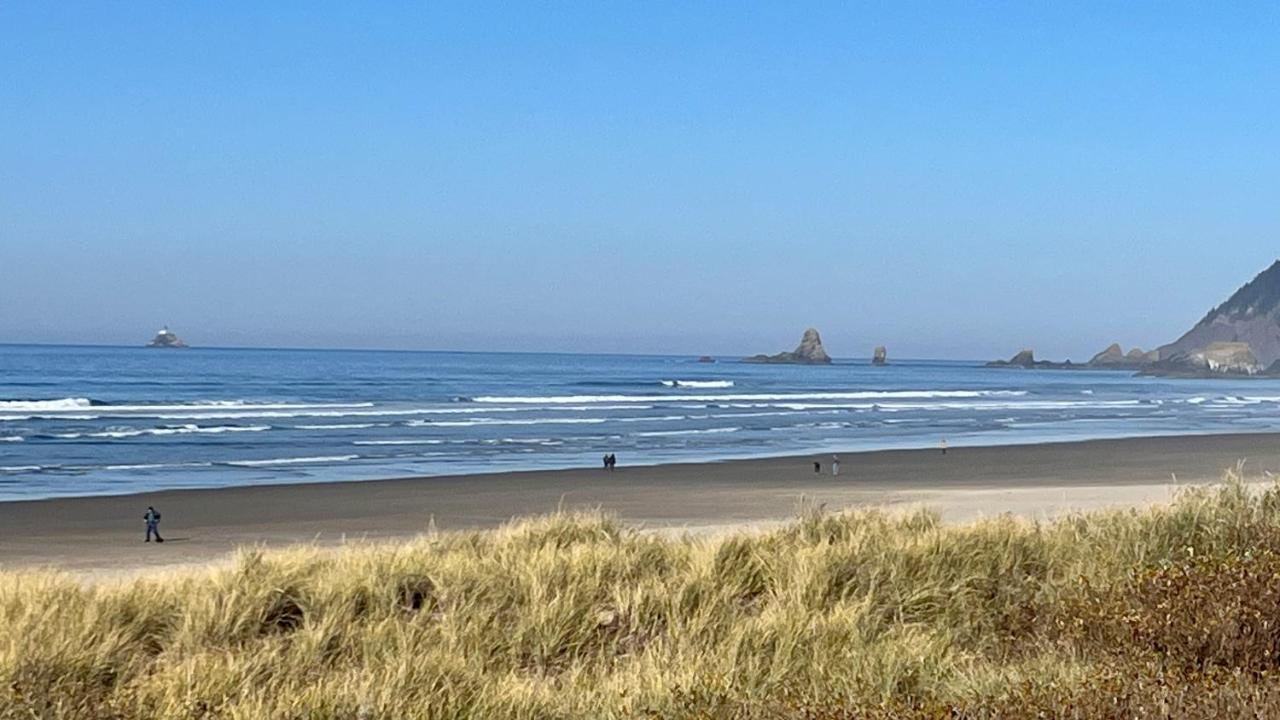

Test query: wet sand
[2,432,1279,576]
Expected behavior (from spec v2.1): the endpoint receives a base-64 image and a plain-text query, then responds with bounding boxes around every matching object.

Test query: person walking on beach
[813,460,821,473]
[603,453,610,470]
[607,453,617,471]
[940,438,948,455]
[831,455,840,477]
[143,506,164,543]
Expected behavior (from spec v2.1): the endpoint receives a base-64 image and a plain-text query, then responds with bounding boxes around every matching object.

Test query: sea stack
[744,328,833,364]
[986,349,1038,368]
[1087,343,1154,369]
[146,327,188,348]
[872,346,887,365]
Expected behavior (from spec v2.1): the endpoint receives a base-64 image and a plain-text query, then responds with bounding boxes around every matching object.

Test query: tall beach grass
[6,470,1280,718]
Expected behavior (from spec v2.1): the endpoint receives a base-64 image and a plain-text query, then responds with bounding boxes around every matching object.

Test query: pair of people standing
[813,455,841,476]
[602,453,618,471]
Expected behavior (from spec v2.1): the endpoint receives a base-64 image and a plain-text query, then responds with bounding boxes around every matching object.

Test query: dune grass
[7,472,1280,718]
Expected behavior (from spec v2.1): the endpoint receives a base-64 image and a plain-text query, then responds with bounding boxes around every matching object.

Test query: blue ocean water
[2,344,1280,501]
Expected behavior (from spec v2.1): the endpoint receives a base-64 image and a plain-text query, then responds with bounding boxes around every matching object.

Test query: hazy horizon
[3,3,1278,359]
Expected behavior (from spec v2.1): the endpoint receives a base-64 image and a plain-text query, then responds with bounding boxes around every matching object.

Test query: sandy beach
[3,432,1279,576]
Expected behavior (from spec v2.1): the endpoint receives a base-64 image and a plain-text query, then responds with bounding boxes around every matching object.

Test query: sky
[1,2,1277,359]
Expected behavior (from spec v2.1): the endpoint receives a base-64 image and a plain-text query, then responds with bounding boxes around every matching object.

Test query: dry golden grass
[7,471,1280,718]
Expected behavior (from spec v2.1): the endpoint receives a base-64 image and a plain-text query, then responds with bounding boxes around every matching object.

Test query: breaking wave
[634,427,742,437]
[226,455,359,467]
[48,424,270,440]
[0,398,372,413]
[0,397,95,412]
[661,380,735,388]
[473,390,1027,404]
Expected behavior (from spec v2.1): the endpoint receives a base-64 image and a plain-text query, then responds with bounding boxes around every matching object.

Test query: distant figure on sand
[831,455,840,477]
[813,460,821,473]
[606,453,617,471]
[603,453,610,470]
[143,506,163,543]
[940,438,948,455]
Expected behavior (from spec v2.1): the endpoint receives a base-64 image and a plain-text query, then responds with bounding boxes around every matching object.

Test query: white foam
[417,417,609,428]
[99,462,214,471]
[0,399,372,414]
[473,390,1025,404]
[353,439,444,446]
[0,398,94,412]
[53,424,270,440]
[661,380,735,388]
[0,414,100,422]
[294,423,384,430]
[227,455,359,467]
[0,465,44,472]
[0,436,22,442]
[635,427,742,437]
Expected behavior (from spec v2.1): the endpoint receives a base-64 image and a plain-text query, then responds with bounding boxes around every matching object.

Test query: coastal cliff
[987,260,1280,378]
[1153,260,1280,370]
[744,328,832,364]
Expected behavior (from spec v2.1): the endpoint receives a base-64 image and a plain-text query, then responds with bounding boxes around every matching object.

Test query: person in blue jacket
[144,506,164,543]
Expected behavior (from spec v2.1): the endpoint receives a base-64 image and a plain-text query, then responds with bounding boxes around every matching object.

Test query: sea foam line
[634,427,742,437]
[226,455,359,467]
[661,380,735,388]
[473,390,1027,404]
[0,398,374,413]
[49,424,271,440]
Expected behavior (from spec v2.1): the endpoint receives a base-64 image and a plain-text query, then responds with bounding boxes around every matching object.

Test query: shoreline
[4,431,1280,575]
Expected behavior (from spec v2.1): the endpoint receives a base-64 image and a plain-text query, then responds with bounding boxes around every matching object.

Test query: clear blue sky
[2,2,1277,359]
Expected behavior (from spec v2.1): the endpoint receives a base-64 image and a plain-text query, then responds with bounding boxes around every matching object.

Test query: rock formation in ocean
[872,346,887,365]
[744,328,832,364]
[1088,343,1125,365]
[1087,343,1154,369]
[146,327,188,348]
[1155,260,1280,369]
[696,356,715,363]
[985,349,1049,368]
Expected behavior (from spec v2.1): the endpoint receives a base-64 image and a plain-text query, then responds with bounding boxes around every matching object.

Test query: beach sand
[3,432,1279,577]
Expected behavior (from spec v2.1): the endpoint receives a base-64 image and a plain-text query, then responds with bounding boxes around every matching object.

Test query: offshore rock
[744,328,833,365]
[146,327,188,348]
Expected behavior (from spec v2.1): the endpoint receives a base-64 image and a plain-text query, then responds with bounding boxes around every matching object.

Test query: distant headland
[987,260,1280,378]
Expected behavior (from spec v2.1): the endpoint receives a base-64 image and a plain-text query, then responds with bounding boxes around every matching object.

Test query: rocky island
[744,328,832,364]
[146,327,188,348]
[872,346,887,365]
[986,344,1156,371]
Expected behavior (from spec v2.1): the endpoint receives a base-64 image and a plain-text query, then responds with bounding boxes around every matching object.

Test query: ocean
[2,344,1280,501]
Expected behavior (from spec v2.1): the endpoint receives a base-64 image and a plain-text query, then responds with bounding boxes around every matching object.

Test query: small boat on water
[146,327,188,348]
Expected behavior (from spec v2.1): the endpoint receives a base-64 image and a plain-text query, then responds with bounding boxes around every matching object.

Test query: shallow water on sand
[3,344,1280,500]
